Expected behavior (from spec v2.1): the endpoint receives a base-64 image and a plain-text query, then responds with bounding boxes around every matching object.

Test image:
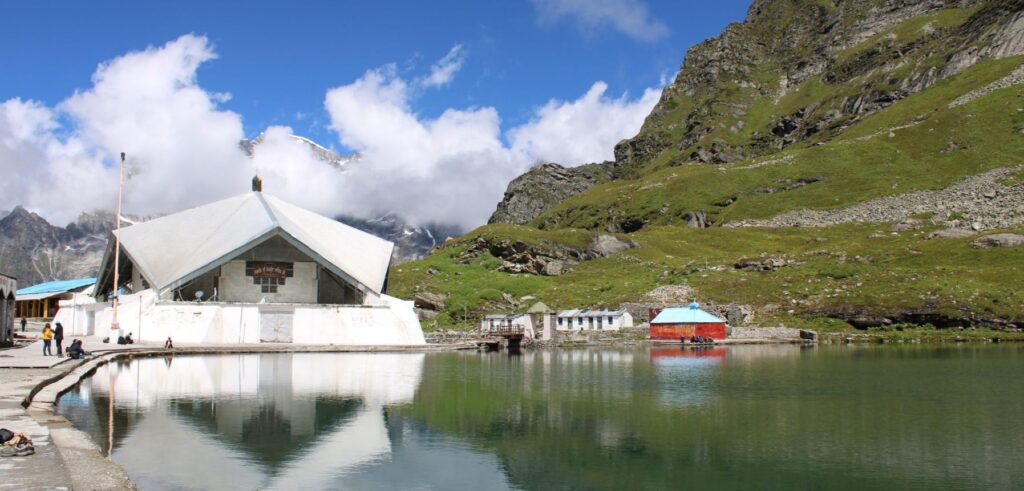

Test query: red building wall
[650,322,727,340]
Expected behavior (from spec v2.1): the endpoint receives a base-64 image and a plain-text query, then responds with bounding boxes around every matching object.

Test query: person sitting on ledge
[67,339,88,360]
[164,337,173,349]
[124,333,134,344]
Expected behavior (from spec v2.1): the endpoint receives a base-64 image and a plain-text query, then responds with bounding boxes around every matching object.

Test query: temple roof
[98,192,394,296]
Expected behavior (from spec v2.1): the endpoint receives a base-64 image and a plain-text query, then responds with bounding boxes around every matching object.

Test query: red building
[649,303,727,341]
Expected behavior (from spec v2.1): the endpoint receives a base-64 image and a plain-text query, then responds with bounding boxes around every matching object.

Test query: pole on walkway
[111,152,125,338]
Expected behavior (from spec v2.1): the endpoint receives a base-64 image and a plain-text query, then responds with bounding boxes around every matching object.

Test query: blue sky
[0,0,751,228]
[1,0,749,146]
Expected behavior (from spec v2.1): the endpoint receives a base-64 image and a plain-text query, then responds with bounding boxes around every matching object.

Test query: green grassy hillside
[390,1,1024,335]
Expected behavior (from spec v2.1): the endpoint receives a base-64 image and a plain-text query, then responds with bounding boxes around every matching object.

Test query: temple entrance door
[259,307,294,343]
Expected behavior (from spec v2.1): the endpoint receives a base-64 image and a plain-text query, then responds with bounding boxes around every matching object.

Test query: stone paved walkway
[0,338,144,369]
[0,367,74,490]
[1,341,137,490]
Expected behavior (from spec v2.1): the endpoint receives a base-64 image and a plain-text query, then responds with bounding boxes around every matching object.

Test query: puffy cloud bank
[0,34,660,229]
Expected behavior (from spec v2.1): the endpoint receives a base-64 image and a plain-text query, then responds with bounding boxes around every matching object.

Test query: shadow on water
[55,345,1024,490]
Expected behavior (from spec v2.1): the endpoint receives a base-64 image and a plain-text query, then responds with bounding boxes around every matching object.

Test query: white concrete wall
[71,290,424,346]
[54,294,97,337]
[220,260,318,304]
[555,313,631,331]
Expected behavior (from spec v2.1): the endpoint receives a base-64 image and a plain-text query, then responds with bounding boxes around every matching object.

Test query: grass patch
[391,222,1024,330]
[999,168,1024,187]
[533,56,1024,231]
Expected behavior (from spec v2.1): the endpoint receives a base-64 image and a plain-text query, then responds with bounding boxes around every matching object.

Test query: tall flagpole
[111,152,125,336]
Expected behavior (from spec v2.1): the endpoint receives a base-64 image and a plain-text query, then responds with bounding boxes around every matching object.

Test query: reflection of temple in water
[57,353,516,490]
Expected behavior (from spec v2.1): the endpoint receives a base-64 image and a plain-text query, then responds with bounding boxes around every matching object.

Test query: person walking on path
[20,317,26,332]
[54,322,65,357]
[41,323,53,356]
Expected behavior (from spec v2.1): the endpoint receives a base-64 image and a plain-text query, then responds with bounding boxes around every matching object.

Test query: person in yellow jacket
[41,323,53,356]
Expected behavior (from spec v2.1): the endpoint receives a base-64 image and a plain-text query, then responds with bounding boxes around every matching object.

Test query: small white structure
[555,309,633,331]
[481,314,531,334]
[56,189,424,346]
[481,301,561,341]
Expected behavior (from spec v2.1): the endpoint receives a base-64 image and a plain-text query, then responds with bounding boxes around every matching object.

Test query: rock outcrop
[971,233,1024,248]
[456,233,635,276]
[488,162,614,225]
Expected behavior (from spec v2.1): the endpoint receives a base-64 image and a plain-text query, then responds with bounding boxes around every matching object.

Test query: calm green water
[56,345,1024,490]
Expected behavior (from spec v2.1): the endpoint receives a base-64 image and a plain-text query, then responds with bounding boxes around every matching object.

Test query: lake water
[56,345,1024,490]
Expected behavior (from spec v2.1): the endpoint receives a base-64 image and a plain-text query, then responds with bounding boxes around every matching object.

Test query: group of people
[40,323,88,359]
[688,335,714,344]
[36,322,173,358]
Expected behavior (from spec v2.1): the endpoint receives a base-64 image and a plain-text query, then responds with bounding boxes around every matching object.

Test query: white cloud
[419,44,465,88]
[1,34,661,231]
[509,81,661,166]
[0,99,114,224]
[531,0,669,42]
[58,34,253,219]
[324,68,661,228]
[0,34,333,225]
[324,66,519,228]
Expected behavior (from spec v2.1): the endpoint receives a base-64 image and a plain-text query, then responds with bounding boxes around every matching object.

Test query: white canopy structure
[95,192,394,300]
[72,187,424,346]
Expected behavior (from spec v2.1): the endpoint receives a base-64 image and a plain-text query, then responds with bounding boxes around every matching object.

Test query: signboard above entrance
[245,261,294,279]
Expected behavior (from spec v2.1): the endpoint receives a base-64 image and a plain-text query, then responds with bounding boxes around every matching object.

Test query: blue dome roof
[651,304,724,324]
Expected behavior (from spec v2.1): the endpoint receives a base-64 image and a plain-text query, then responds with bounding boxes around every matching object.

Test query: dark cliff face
[487,162,615,225]
[0,208,114,284]
[0,207,64,249]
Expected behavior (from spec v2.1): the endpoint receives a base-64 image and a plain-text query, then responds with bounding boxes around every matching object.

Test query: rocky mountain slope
[395,0,1024,332]
[338,214,463,263]
[0,208,113,284]
[488,162,615,225]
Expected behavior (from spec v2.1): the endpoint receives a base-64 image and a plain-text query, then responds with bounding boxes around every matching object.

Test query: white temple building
[54,188,424,345]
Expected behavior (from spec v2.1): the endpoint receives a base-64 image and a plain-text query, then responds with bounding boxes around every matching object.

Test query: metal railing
[482,324,525,336]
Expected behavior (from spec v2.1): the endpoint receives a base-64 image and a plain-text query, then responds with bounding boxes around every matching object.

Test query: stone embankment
[728,326,803,340]
[726,166,1024,230]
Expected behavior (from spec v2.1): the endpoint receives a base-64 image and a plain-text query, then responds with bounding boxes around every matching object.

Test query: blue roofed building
[15,277,96,319]
[650,303,728,341]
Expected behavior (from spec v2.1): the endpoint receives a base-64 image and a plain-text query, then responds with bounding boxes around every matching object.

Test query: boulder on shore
[414,292,447,311]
